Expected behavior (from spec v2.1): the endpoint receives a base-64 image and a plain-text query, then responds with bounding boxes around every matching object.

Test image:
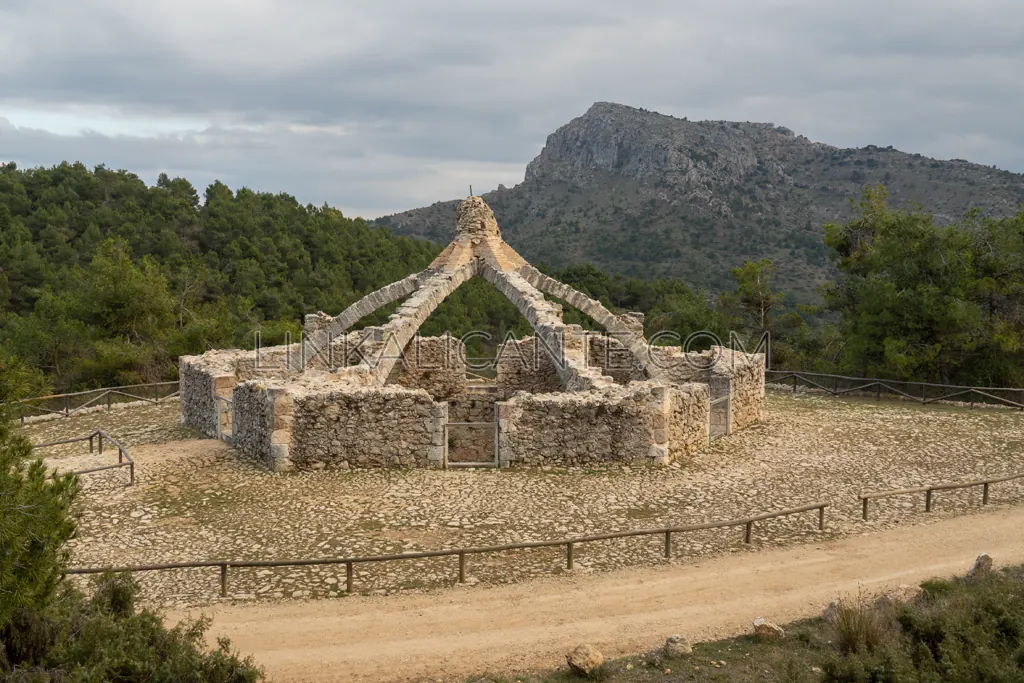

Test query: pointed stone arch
[294,196,653,387]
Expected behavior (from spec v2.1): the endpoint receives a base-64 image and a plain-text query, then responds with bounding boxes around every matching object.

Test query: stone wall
[496,336,563,398]
[385,335,467,400]
[290,386,446,469]
[179,351,245,438]
[230,381,295,471]
[231,381,275,467]
[497,382,710,468]
[587,334,647,384]
[669,384,711,460]
[497,384,656,467]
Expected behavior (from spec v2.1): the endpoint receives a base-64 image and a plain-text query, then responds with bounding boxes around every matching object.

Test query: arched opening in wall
[384,277,534,466]
[540,290,648,385]
[417,277,533,377]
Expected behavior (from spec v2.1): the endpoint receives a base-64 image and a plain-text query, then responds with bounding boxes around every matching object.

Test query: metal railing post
[664,531,672,558]
[862,498,869,521]
[983,482,990,505]
[220,563,228,597]
[925,489,933,512]
[566,542,574,570]
[818,505,825,530]
[346,561,354,594]
[458,552,466,583]
[744,521,753,544]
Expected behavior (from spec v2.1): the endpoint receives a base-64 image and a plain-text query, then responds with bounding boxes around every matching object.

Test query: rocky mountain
[375,102,1024,300]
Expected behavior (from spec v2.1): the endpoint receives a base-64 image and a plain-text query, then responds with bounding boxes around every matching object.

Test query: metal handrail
[67,501,829,597]
[31,429,135,486]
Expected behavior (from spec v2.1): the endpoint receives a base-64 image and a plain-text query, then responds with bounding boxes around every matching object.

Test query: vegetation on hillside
[0,162,724,391]
[0,357,264,680]
[377,103,1024,300]
[1,162,1021,392]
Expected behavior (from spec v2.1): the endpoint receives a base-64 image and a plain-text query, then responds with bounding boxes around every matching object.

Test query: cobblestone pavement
[19,393,1024,608]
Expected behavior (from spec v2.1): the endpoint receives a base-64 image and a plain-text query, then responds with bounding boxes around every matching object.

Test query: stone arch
[517,264,651,373]
[291,272,423,371]
[294,196,649,385]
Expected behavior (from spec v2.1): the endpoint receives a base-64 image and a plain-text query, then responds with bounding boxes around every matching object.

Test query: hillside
[376,102,1024,299]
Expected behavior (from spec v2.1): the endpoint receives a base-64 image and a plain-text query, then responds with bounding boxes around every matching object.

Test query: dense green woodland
[1,162,1022,393]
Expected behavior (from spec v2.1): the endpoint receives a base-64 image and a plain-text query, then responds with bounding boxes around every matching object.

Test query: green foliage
[822,567,1024,682]
[721,258,785,335]
[0,162,729,382]
[2,574,263,681]
[0,368,263,680]
[0,375,78,637]
[0,162,438,390]
[822,186,1024,385]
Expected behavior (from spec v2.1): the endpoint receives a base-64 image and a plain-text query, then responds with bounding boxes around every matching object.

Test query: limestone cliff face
[527,102,765,186]
[377,102,1024,299]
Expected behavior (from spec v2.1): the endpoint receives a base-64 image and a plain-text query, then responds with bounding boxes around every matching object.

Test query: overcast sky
[2,0,1022,218]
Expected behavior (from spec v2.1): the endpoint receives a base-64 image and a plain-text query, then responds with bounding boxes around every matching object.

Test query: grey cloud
[1,0,1023,216]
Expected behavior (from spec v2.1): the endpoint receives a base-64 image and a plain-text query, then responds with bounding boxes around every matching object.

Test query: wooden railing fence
[8,381,180,425]
[31,429,136,486]
[766,370,1024,410]
[67,502,829,598]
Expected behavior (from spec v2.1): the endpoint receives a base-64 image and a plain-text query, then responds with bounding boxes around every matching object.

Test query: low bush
[823,567,1024,682]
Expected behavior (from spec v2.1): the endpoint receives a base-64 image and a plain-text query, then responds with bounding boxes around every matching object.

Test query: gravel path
[20,392,1024,608]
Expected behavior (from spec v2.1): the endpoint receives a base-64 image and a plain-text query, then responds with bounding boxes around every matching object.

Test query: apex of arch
[456,196,502,241]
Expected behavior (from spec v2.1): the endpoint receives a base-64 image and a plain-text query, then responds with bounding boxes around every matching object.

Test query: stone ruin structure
[179,197,765,471]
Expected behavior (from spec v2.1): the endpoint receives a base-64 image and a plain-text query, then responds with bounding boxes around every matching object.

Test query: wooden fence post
[458,552,466,583]
[220,563,228,597]
[664,531,672,558]
[346,562,354,594]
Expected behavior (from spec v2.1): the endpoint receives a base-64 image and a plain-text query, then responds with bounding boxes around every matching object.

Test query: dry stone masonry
[180,196,765,471]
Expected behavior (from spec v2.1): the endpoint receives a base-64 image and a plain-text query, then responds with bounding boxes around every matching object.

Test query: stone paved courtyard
[21,393,1024,608]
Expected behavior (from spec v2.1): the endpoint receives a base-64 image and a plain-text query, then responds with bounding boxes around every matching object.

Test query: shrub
[833,598,889,654]
[0,377,264,681]
[823,568,1024,682]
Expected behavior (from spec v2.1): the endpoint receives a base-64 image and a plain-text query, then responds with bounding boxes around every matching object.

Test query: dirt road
[169,506,1024,682]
